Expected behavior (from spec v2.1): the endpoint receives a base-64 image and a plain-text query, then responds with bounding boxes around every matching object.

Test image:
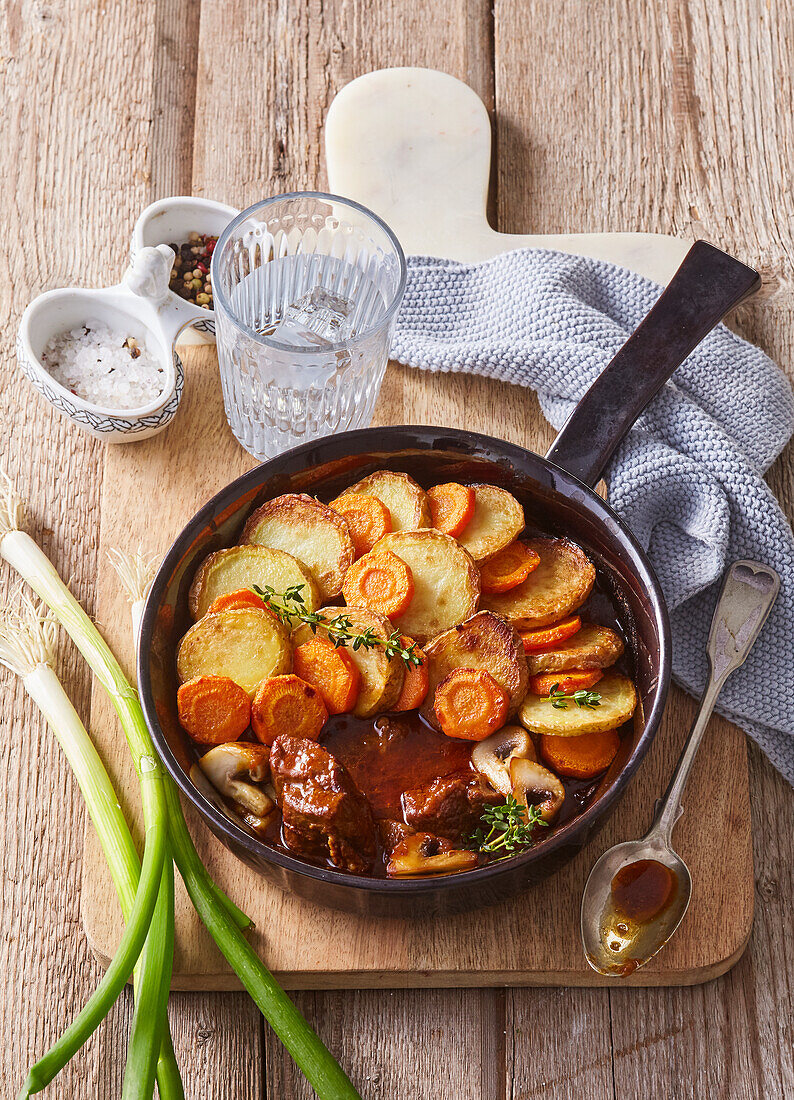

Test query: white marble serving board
[325,67,691,285]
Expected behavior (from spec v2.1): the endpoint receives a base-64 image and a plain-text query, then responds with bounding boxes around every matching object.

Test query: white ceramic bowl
[17,247,188,442]
[131,196,239,345]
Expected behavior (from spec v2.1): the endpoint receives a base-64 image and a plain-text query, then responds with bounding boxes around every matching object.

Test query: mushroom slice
[198,742,276,826]
[509,757,565,823]
[386,832,479,876]
[471,724,536,797]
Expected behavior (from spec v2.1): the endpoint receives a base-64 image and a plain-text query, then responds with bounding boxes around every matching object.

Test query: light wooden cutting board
[81,70,752,989]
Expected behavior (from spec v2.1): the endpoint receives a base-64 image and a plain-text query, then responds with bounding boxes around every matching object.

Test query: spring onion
[0,599,182,1099]
[1,476,362,1100]
[123,846,175,1099]
[18,784,166,1098]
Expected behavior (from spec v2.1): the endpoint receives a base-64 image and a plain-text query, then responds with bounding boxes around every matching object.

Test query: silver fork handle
[649,560,780,842]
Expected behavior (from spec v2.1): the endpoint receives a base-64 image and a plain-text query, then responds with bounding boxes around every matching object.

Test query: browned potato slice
[370,529,480,644]
[341,470,431,531]
[188,544,321,620]
[240,493,355,601]
[518,670,636,736]
[177,608,291,697]
[482,537,595,628]
[456,484,524,562]
[420,611,528,729]
[525,622,625,674]
[291,606,404,718]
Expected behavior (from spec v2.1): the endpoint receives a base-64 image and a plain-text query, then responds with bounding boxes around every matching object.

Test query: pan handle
[544,240,761,488]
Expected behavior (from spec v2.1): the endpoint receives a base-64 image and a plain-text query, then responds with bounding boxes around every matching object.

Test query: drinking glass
[212,192,406,459]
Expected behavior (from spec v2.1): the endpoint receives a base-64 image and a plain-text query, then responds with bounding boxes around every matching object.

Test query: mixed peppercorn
[168,232,217,308]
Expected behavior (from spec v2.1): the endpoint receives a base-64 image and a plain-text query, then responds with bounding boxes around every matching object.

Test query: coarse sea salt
[41,322,165,410]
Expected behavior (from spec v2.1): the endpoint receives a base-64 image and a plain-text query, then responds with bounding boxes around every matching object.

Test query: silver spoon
[581,559,780,977]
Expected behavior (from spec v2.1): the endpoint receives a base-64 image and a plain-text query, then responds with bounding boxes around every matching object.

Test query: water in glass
[213,195,405,459]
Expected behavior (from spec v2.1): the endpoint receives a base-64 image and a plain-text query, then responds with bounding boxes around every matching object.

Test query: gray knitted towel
[392,248,794,782]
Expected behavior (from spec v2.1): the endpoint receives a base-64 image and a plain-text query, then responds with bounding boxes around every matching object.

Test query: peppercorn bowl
[131,196,239,345]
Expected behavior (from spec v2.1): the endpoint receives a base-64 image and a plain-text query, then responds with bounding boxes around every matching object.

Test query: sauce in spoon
[600,859,680,975]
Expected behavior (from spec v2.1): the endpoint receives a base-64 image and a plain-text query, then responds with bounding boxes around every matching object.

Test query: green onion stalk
[0,480,172,1100]
[1,475,362,1100]
[0,599,183,1099]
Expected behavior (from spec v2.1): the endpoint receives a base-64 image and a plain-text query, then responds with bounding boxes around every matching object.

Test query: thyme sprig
[468,795,548,860]
[547,683,602,710]
[251,583,422,668]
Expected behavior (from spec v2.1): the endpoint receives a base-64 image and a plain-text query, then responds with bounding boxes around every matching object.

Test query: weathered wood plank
[4,0,794,1096]
[505,988,615,1100]
[264,989,504,1100]
[167,991,265,1100]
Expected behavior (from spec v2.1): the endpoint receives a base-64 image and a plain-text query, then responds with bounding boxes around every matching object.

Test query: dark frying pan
[138,241,760,917]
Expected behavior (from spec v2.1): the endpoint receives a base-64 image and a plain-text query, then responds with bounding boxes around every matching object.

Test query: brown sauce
[320,712,472,820]
[610,859,677,924]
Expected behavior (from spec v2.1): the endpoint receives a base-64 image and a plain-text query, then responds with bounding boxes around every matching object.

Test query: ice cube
[261,286,355,349]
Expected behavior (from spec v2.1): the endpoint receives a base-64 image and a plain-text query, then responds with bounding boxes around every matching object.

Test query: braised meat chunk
[270,735,377,874]
[402,771,501,842]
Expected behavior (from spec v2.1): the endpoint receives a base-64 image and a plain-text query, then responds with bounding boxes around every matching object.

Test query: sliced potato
[291,605,404,718]
[455,484,524,562]
[340,470,430,531]
[370,529,480,644]
[482,537,595,628]
[419,611,528,729]
[240,493,355,601]
[177,608,291,697]
[188,544,321,620]
[518,670,637,736]
[525,622,625,674]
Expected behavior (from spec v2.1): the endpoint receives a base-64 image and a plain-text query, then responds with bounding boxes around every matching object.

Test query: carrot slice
[529,668,604,696]
[427,483,476,538]
[177,675,251,745]
[434,668,509,741]
[480,542,541,594]
[329,492,392,557]
[207,587,272,617]
[393,636,429,710]
[293,635,361,714]
[341,550,414,618]
[539,728,620,779]
[250,674,328,746]
[520,615,582,653]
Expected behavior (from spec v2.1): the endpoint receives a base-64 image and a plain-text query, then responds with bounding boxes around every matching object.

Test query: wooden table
[2,1,793,1095]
